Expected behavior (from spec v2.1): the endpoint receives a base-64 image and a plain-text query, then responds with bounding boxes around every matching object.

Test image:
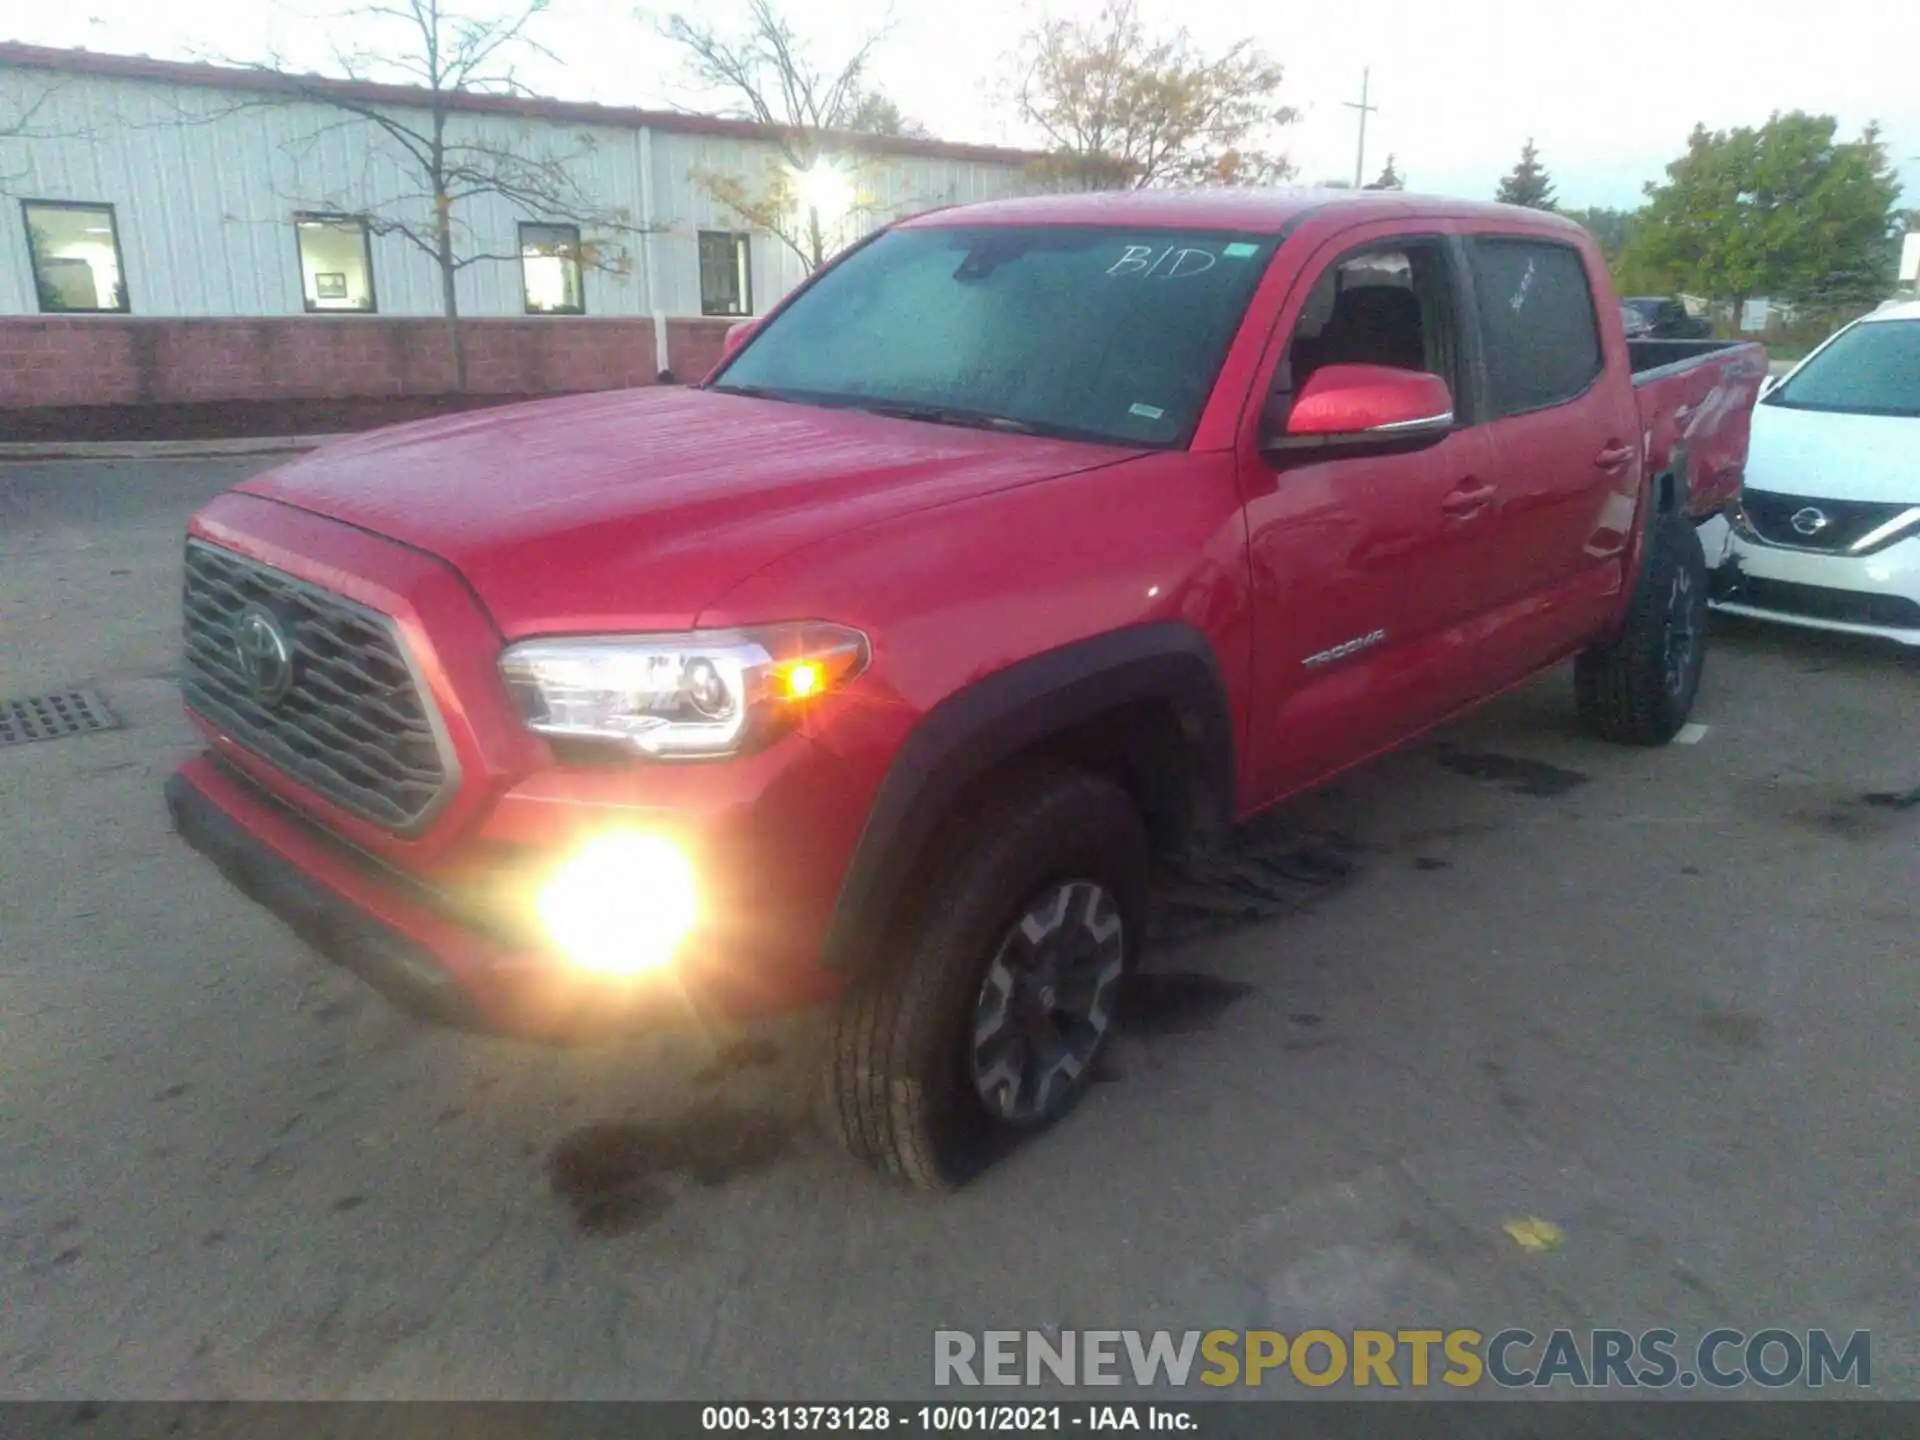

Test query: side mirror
[721,317,759,361]
[1758,373,1779,398]
[1267,363,1455,454]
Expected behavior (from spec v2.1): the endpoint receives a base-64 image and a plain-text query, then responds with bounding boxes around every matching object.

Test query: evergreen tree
[1365,154,1403,190]
[1496,139,1557,209]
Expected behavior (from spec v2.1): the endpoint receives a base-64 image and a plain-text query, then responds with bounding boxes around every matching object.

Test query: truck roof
[901,187,1595,236]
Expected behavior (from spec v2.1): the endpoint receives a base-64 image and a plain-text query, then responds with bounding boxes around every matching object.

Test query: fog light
[536,833,698,975]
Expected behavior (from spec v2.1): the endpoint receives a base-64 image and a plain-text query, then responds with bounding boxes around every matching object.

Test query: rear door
[1459,231,1641,672]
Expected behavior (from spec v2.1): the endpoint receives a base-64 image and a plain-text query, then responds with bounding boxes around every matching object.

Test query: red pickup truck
[165,190,1765,1188]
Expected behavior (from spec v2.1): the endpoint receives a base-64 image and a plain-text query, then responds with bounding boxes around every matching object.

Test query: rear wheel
[830,765,1149,1189]
[1575,509,1709,745]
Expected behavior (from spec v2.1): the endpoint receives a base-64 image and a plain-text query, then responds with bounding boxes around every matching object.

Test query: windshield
[710,224,1280,447]
[1765,318,1920,418]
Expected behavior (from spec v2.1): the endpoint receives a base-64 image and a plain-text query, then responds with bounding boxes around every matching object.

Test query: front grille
[182,541,453,832]
[1741,490,1917,553]
[1733,577,1920,630]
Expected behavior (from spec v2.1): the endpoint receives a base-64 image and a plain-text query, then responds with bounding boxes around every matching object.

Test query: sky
[9,0,1920,212]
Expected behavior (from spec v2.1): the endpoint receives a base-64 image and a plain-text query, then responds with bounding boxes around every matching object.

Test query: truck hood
[239,387,1139,636]
[1746,402,1920,504]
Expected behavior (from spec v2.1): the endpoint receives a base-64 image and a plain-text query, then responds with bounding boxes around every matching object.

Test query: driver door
[1238,227,1501,805]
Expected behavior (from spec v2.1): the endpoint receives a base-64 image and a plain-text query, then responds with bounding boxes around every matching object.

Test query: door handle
[1440,480,1497,516]
[1595,442,1636,474]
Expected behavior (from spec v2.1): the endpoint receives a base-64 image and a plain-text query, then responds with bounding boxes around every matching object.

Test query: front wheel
[1575,509,1709,745]
[830,765,1149,1189]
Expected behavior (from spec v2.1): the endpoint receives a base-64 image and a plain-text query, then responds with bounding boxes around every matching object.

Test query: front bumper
[166,754,844,1036]
[1704,519,1920,647]
[169,498,881,1034]
[166,761,483,1026]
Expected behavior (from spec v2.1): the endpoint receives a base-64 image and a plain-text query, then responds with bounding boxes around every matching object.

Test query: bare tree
[1008,0,1297,191]
[186,0,654,387]
[0,75,82,194]
[660,0,921,271]
[2,76,59,139]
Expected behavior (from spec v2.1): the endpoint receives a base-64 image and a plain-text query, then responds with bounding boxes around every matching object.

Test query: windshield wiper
[850,400,1042,435]
[720,387,1090,439]
[708,382,797,403]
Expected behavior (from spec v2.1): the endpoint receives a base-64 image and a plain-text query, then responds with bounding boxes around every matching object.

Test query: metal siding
[655,132,783,318]
[650,132,1037,318]
[1,66,1029,320]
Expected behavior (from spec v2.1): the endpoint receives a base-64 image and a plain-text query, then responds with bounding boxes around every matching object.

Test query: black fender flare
[820,622,1236,970]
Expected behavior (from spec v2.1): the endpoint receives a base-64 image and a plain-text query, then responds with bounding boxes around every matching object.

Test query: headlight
[499,623,869,757]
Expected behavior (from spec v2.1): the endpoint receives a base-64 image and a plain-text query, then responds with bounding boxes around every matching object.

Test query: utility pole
[1345,68,1377,188]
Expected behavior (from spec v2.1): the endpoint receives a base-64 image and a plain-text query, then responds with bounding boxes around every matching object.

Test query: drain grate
[0,689,122,746]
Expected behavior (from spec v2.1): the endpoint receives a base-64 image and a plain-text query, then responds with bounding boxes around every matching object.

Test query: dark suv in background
[1625,295,1713,339]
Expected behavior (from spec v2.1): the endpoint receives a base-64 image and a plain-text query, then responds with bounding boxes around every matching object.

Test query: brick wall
[665,317,733,383]
[0,316,740,410]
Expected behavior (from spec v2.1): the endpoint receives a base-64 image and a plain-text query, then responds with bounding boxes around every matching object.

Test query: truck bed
[1627,337,1755,380]
[1629,337,1770,519]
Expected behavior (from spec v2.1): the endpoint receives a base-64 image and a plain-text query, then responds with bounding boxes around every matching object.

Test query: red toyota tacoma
[165,190,1765,1188]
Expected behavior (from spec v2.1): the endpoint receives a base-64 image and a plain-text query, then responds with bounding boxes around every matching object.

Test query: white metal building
[0,42,1035,393]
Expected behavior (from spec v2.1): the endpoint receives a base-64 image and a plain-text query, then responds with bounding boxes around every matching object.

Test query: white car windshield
[710,225,1279,448]
[1765,318,1920,419]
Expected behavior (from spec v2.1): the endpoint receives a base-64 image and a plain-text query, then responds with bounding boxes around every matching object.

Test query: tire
[830,764,1150,1189]
[1575,507,1709,745]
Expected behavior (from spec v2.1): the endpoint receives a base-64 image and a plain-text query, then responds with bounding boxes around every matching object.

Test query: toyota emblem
[1789,507,1832,538]
[233,605,295,704]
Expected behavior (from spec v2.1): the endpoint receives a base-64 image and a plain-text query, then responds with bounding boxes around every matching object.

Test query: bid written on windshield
[1105,240,1265,280]
[711,227,1280,447]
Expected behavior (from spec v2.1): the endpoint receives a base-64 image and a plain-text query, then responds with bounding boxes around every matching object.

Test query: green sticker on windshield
[1223,243,1259,259]
[1129,403,1166,420]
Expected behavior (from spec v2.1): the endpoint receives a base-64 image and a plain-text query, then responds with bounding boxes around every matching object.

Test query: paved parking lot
[2,456,1917,1401]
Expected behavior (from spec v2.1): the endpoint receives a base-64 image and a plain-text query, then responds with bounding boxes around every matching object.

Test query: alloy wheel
[968,879,1126,1125]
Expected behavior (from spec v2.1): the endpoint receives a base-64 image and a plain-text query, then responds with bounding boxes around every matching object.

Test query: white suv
[1706,300,1920,646]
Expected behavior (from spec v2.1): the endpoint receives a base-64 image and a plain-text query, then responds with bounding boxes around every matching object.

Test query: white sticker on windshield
[1223,243,1259,259]
[1129,403,1166,420]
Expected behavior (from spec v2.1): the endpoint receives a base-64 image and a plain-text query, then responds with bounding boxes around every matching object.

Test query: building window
[295,214,376,313]
[698,231,752,317]
[22,201,130,313]
[521,223,584,314]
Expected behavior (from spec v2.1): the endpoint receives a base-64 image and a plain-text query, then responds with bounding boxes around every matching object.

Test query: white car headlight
[498,624,868,758]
